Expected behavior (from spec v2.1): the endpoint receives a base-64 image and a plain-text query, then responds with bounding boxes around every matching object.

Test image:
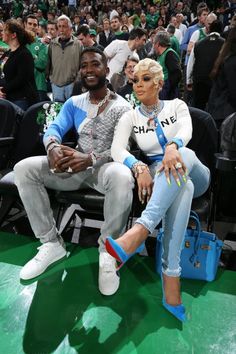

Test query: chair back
[0,99,25,169]
[187,106,218,175]
[12,101,50,164]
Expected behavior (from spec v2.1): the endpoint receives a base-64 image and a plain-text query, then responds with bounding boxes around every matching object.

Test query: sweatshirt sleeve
[111,110,139,168]
[166,99,192,148]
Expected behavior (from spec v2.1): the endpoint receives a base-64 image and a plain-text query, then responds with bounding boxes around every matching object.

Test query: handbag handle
[188,212,202,262]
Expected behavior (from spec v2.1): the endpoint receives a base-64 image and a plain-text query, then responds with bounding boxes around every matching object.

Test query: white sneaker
[20,239,67,280]
[98,251,120,296]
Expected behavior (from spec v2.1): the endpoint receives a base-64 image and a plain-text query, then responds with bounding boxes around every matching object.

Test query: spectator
[167,23,181,57]
[117,57,139,101]
[97,18,113,49]
[169,15,183,44]
[146,5,159,29]
[110,15,129,41]
[14,47,133,298]
[154,31,182,100]
[72,14,81,34]
[0,19,38,110]
[47,15,82,102]
[208,27,236,126]
[24,14,48,102]
[111,55,139,95]
[187,12,217,56]
[187,20,225,110]
[181,6,209,65]
[104,27,146,81]
[176,13,187,38]
[77,25,104,51]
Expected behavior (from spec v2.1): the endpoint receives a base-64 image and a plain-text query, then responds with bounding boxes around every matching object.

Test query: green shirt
[26,38,48,91]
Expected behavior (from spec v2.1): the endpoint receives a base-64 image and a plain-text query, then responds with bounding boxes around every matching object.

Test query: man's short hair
[197,6,209,17]
[80,47,107,67]
[154,31,171,47]
[209,19,223,34]
[167,24,176,35]
[129,27,147,40]
[25,14,39,25]
[47,20,57,28]
[77,24,90,36]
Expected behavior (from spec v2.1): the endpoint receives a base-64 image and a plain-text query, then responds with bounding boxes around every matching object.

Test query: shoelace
[34,244,53,262]
[100,253,116,272]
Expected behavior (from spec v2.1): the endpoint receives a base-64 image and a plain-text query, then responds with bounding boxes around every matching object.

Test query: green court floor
[0,231,235,354]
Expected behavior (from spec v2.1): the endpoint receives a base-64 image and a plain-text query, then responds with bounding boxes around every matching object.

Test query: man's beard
[81,75,107,91]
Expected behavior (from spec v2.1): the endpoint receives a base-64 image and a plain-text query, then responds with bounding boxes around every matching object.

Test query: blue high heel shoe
[105,236,145,270]
[161,275,187,322]
[162,298,186,322]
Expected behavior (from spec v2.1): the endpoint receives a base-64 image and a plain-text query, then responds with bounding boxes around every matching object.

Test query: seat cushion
[55,189,104,211]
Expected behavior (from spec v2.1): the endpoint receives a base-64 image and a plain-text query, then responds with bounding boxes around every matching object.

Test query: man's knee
[14,156,46,185]
[103,163,134,190]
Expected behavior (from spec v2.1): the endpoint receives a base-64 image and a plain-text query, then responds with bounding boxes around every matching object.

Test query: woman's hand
[158,144,187,186]
[137,170,154,204]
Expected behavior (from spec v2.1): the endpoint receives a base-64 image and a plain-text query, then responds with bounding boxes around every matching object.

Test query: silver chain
[88,88,111,109]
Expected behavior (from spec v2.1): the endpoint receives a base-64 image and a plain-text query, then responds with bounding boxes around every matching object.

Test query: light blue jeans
[136,147,210,277]
[51,83,74,102]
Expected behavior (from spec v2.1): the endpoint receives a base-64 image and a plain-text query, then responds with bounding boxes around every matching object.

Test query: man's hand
[48,145,65,173]
[56,145,92,173]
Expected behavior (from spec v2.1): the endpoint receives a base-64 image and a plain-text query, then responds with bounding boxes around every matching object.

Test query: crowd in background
[0,0,236,126]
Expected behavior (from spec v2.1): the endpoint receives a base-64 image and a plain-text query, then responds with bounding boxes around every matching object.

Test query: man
[14,47,133,296]
[169,15,183,44]
[110,16,129,41]
[167,23,181,57]
[181,6,209,65]
[146,5,159,29]
[104,27,146,81]
[154,31,182,100]
[77,25,104,51]
[186,20,224,110]
[47,15,82,102]
[97,18,113,48]
[187,12,217,56]
[46,20,58,40]
[24,14,48,102]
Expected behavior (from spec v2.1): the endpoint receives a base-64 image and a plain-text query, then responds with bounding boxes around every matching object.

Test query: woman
[110,56,138,96]
[0,19,38,110]
[208,27,236,128]
[106,59,210,322]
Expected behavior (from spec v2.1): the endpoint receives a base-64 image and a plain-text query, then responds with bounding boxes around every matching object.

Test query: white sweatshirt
[111,98,192,168]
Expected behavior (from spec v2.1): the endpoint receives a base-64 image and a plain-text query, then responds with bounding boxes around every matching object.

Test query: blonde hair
[133,58,164,84]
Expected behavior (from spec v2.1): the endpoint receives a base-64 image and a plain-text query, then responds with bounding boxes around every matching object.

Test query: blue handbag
[156,212,224,281]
